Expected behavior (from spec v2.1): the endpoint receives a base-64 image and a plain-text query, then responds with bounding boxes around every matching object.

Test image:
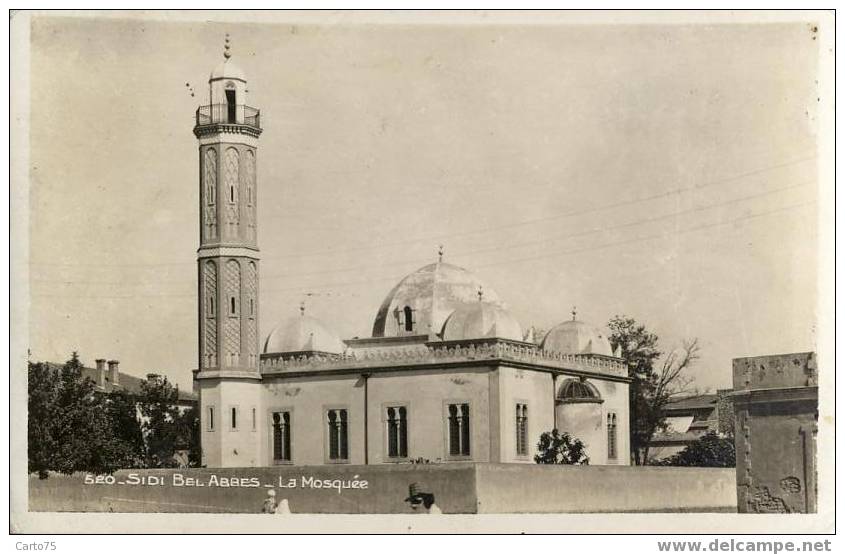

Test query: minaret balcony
[194,104,262,137]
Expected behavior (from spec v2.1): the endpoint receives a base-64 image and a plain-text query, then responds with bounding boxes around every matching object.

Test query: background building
[42,358,198,410]
[648,389,735,461]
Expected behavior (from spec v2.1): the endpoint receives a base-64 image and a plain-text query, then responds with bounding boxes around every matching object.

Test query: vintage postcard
[9,9,835,534]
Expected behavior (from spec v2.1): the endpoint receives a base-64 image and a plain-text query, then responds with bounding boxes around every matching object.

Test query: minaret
[193,36,263,468]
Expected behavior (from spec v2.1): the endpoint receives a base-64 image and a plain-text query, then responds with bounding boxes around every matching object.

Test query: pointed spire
[299,301,305,316]
[223,33,232,60]
[437,244,444,263]
[571,306,577,321]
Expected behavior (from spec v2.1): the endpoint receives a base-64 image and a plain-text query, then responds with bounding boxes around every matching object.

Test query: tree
[533,429,590,465]
[28,353,137,478]
[658,431,736,468]
[173,406,201,467]
[28,353,202,476]
[103,388,146,468]
[608,316,700,465]
[28,361,60,479]
[138,374,196,468]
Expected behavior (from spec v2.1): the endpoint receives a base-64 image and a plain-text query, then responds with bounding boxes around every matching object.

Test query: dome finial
[477,286,484,302]
[223,33,232,60]
[299,301,306,316]
[437,244,444,263]
[571,306,577,321]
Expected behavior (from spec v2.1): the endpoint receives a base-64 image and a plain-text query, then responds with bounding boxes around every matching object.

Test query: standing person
[262,489,277,514]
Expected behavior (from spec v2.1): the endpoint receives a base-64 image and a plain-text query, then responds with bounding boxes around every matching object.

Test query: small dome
[210,59,246,82]
[542,319,614,356]
[557,378,603,403]
[442,302,523,341]
[263,314,344,355]
[372,261,505,338]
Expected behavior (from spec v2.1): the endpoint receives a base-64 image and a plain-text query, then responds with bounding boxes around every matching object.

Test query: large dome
[442,302,523,342]
[372,261,505,338]
[263,313,344,355]
[541,319,614,356]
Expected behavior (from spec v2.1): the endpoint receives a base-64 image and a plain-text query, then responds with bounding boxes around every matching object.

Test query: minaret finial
[223,33,232,60]
[477,286,484,302]
[437,244,443,263]
[571,306,577,321]
[299,301,305,316]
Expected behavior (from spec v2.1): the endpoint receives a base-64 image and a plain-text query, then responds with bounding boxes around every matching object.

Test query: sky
[25,12,821,393]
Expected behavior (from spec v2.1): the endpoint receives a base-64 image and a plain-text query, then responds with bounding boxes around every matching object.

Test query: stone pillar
[731,352,818,513]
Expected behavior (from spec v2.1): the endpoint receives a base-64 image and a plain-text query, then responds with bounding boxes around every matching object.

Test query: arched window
[403,306,414,332]
[225,82,237,123]
[386,405,409,459]
[607,412,618,460]
[272,411,292,463]
[448,403,470,457]
[327,409,349,461]
[515,403,528,456]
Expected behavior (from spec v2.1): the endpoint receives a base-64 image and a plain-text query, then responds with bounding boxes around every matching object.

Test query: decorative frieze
[195,127,261,144]
[260,340,628,378]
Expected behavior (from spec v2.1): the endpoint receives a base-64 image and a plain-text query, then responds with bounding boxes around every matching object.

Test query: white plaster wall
[366,367,492,464]
[262,374,365,466]
[555,401,605,463]
[199,380,221,467]
[204,368,629,468]
[200,378,263,468]
[549,375,630,466]
[497,367,555,463]
[594,378,630,466]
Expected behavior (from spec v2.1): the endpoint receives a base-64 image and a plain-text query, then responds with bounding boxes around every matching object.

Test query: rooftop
[44,361,197,403]
[664,394,720,412]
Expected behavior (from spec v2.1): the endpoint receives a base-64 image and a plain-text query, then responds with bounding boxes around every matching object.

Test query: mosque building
[192,43,631,469]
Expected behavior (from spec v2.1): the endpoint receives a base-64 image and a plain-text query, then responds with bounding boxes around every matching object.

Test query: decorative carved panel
[224,259,241,365]
[204,148,217,205]
[203,148,218,241]
[203,261,217,368]
[245,261,257,367]
[224,147,240,238]
[245,150,256,242]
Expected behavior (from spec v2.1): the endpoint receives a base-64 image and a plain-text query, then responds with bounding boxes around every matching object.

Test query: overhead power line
[28,153,816,269]
[31,177,814,286]
[30,199,815,299]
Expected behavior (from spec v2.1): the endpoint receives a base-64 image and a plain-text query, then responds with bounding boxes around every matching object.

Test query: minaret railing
[196,104,261,128]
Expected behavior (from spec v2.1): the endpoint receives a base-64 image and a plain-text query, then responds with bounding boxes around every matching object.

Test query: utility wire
[30,200,815,299]
[28,153,816,269]
[32,177,814,285]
